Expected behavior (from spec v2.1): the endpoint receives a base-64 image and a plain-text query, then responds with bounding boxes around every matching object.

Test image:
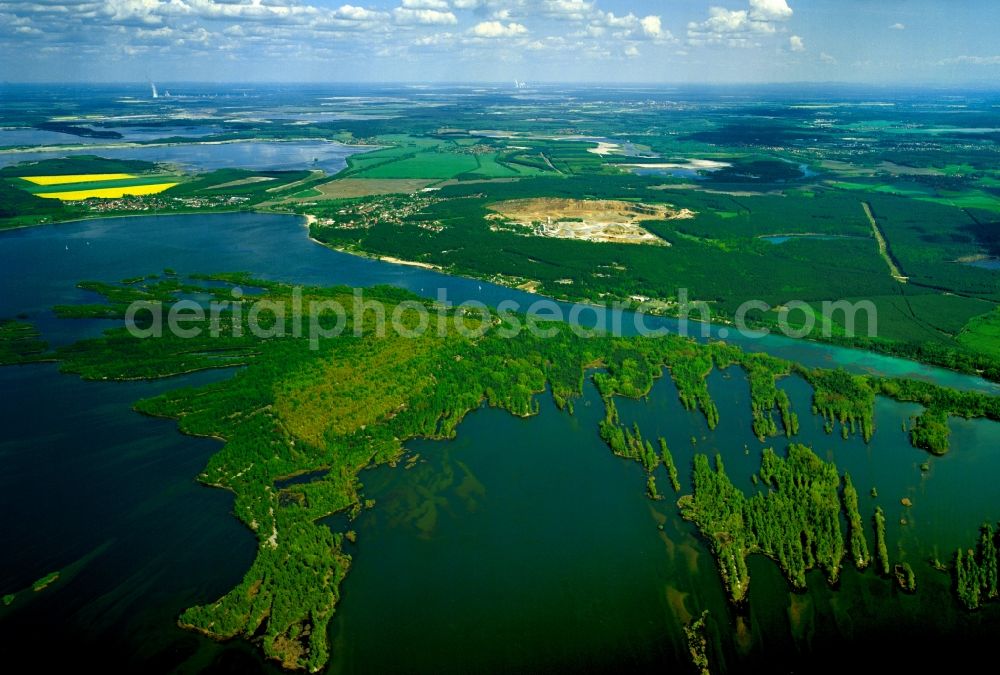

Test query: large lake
[0,212,998,673]
[0,139,367,174]
[0,125,231,149]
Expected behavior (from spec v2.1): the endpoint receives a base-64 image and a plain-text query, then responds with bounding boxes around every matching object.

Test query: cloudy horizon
[2,1,999,85]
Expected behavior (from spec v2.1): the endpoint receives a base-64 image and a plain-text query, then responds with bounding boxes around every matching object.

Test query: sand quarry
[486,198,693,246]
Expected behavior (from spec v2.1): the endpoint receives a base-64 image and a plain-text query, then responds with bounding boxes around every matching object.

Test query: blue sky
[1,0,998,84]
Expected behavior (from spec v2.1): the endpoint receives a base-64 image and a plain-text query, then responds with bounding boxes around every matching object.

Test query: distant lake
[101,124,231,141]
[0,139,369,173]
[0,127,110,147]
[0,125,231,148]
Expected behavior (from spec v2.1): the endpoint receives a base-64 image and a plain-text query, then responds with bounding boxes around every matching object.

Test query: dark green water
[329,372,1000,674]
[1,213,998,673]
[330,382,681,675]
[0,365,263,671]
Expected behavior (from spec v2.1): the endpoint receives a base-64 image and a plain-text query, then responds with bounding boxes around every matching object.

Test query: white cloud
[585,10,673,42]
[890,22,905,30]
[393,7,458,25]
[335,5,382,22]
[687,0,792,46]
[0,0,688,73]
[599,11,634,29]
[469,20,527,37]
[688,8,770,45]
[174,0,320,24]
[640,15,662,39]
[749,0,792,22]
[692,7,738,34]
[820,52,836,64]
[542,0,594,21]
[412,31,455,47]
[401,0,450,9]
[102,0,167,26]
[789,34,804,52]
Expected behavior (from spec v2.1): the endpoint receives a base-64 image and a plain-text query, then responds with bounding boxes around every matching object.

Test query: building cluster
[83,194,251,213]
[316,194,443,232]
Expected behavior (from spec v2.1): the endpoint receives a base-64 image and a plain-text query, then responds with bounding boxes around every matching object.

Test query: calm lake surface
[0,127,111,147]
[0,139,367,173]
[0,125,231,149]
[0,212,998,673]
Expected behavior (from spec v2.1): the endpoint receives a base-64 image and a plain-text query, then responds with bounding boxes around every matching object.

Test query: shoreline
[0,207,257,234]
[4,208,998,393]
[296,215,1000,393]
[300,214,440,270]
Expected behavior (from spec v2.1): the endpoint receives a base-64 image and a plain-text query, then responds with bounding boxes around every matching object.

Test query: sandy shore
[378,255,439,270]
[302,217,441,270]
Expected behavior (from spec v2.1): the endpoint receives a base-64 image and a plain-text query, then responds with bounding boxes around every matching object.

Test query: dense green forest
[660,438,681,493]
[874,506,891,576]
[679,445,846,602]
[955,524,1000,609]
[0,180,76,227]
[843,473,871,570]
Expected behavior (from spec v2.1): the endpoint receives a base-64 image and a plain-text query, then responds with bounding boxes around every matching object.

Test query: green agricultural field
[473,152,544,177]
[167,169,314,198]
[355,151,480,179]
[958,308,1000,359]
[339,135,445,177]
[812,291,995,345]
[336,135,555,181]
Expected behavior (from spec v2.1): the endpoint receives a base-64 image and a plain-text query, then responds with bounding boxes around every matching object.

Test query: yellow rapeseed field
[22,173,137,186]
[36,183,179,201]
